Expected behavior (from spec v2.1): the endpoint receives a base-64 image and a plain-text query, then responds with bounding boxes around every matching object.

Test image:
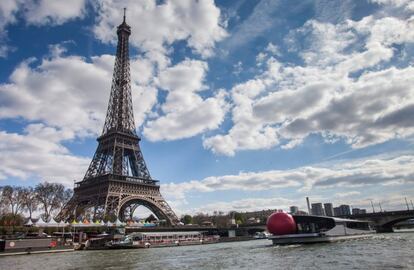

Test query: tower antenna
[123,8,126,23]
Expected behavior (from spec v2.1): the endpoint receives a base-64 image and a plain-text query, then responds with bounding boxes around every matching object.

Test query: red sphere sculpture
[266,212,297,235]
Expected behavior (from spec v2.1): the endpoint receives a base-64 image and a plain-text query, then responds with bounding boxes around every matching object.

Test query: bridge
[239,210,414,233]
[341,210,414,233]
[210,210,414,234]
[122,210,414,235]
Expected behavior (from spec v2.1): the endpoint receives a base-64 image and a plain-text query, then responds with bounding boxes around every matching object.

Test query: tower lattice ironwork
[57,10,179,225]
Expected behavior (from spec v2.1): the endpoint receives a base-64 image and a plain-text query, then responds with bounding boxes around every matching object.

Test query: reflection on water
[1,232,414,270]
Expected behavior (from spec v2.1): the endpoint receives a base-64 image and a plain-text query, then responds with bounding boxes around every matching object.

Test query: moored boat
[106,231,219,249]
[267,212,375,245]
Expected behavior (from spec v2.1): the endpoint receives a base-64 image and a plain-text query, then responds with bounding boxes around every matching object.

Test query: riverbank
[0,235,255,256]
[0,247,74,257]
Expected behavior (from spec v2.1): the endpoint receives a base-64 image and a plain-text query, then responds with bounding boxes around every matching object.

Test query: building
[339,205,351,215]
[324,203,334,216]
[311,203,325,216]
[290,206,299,214]
[306,197,312,215]
[334,204,351,216]
[352,208,367,215]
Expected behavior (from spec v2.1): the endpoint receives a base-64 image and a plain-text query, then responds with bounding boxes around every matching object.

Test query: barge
[105,231,219,249]
[267,213,375,245]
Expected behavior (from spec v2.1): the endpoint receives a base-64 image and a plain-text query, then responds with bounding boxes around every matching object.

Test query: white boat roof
[331,217,370,223]
[293,215,370,223]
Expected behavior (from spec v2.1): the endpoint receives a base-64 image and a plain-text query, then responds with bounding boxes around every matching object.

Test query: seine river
[2,231,414,270]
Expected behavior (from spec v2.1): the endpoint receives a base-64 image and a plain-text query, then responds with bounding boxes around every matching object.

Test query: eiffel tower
[57,10,180,225]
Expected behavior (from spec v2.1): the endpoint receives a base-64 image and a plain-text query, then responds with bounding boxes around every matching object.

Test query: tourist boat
[106,231,220,249]
[267,213,375,245]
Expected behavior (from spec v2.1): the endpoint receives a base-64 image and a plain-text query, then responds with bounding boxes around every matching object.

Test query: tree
[57,188,73,214]
[0,186,25,216]
[234,212,246,225]
[212,215,229,228]
[192,212,210,225]
[181,214,193,225]
[35,182,68,222]
[0,186,7,216]
[0,213,24,227]
[21,187,39,220]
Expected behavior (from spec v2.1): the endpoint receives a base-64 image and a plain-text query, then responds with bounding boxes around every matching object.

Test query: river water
[1,231,414,270]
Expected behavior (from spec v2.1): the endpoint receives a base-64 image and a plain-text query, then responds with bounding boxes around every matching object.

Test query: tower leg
[56,197,77,222]
[104,195,121,221]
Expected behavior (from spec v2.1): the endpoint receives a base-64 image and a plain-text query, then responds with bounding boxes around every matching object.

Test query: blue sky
[1,0,414,216]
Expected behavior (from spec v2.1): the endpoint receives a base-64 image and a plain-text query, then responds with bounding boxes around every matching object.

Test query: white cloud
[314,0,354,23]
[0,126,89,186]
[189,197,294,214]
[0,48,158,186]
[205,12,414,155]
[334,191,361,198]
[24,0,86,25]
[0,48,157,138]
[221,0,281,52]
[266,42,280,55]
[1,1,228,143]
[203,74,279,156]
[0,54,110,136]
[93,0,227,58]
[162,154,414,202]
[370,0,414,10]
[0,0,21,57]
[0,0,20,29]
[0,0,87,57]
[143,59,228,141]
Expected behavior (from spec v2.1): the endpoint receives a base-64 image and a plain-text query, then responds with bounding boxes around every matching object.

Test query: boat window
[294,216,335,233]
[133,236,142,241]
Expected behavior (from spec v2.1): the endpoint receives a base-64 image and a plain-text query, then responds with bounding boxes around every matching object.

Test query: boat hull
[108,239,218,249]
[269,233,374,245]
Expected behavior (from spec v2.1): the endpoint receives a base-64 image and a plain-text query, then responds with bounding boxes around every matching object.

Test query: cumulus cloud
[0,0,21,57]
[0,126,89,186]
[0,48,157,137]
[162,154,414,202]
[93,0,227,58]
[334,191,361,198]
[143,59,228,141]
[189,197,294,214]
[0,44,160,185]
[370,0,414,10]
[23,0,86,25]
[0,0,19,30]
[220,0,281,52]
[0,0,229,186]
[204,10,414,155]
[90,1,230,141]
[0,0,87,57]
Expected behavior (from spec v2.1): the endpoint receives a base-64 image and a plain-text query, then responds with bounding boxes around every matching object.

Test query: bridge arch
[380,216,414,230]
[117,195,174,225]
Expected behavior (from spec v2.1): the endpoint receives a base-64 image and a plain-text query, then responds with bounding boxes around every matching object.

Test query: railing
[74,174,159,188]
